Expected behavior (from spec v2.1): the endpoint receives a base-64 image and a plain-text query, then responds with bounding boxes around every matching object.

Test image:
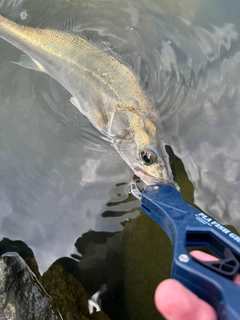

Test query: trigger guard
[191,247,240,280]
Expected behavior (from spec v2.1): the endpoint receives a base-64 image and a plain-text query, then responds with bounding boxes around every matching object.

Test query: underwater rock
[75,231,124,295]
[76,216,172,320]
[41,260,110,320]
[76,231,126,319]
[123,213,172,320]
[0,252,62,320]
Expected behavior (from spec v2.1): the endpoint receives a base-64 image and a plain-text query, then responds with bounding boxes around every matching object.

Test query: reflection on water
[1,0,240,318]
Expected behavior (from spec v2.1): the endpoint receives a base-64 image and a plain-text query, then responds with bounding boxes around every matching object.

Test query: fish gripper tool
[134,182,240,320]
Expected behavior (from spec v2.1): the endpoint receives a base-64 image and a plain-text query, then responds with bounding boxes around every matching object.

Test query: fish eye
[140,148,158,165]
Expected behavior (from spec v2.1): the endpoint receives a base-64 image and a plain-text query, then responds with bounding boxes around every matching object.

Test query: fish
[0,14,174,185]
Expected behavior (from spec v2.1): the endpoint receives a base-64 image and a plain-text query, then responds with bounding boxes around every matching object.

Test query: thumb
[154,279,217,320]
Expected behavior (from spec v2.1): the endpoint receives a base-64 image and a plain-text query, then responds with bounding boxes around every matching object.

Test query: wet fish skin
[0,14,173,185]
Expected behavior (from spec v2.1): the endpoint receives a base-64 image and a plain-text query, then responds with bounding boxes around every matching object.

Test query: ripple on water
[0,1,240,314]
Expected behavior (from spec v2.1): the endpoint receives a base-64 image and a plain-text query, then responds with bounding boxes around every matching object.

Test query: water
[0,0,240,319]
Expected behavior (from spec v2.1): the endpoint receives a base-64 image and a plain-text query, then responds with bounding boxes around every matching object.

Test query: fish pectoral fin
[70,96,88,116]
[11,55,47,73]
[70,95,109,135]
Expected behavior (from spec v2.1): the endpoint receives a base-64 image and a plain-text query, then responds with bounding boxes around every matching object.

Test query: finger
[155,279,217,320]
[190,250,240,285]
[190,250,218,261]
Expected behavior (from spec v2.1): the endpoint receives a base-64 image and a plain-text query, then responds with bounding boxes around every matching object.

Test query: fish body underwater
[0,14,174,185]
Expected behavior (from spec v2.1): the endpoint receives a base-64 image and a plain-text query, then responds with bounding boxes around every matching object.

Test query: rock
[0,237,111,320]
[0,252,62,320]
[0,238,41,279]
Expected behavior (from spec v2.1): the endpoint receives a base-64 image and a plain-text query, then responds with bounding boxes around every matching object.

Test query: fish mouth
[133,165,177,188]
[133,166,168,186]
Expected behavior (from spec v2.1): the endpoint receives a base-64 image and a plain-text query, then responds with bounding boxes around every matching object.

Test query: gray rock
[0,252,62,320]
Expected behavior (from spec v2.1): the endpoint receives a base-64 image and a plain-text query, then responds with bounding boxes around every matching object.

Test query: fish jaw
[133,162,175,186]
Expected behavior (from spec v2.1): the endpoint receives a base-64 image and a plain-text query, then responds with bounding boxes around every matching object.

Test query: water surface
[0,0,240,318]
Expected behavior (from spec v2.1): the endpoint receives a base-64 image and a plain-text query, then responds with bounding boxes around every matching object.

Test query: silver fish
[0,14,174,185]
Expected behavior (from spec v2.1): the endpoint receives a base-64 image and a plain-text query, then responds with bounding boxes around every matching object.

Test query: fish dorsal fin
[55,16,130,67]
[53,15,91,42]
[88,34,128,66]
[55,14,82,32]
[89,35,118,57]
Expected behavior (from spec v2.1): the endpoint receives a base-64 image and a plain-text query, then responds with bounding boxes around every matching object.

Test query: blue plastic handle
[141,183,240,320]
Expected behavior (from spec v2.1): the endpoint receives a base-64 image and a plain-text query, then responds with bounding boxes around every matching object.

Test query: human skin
[154,250,240,320]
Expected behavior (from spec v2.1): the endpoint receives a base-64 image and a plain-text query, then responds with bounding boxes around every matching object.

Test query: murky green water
[0,0,240,319]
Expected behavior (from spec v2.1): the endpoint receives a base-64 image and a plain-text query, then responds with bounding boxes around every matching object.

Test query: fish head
[133,146,172,185]
[132,126,174,186]
[112,104,174,186]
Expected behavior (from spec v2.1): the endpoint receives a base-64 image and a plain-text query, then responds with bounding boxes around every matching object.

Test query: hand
[154,250,240,320]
